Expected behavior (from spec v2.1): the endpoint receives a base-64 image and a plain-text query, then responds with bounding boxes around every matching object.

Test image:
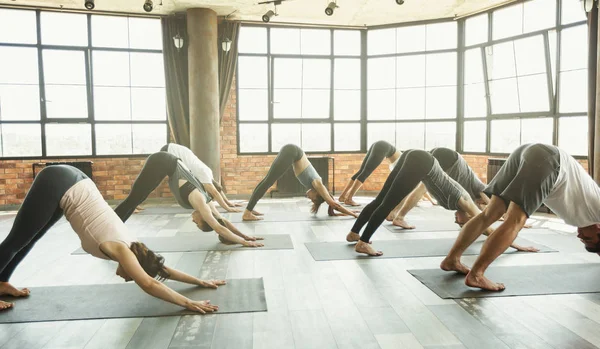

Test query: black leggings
[246,144,304,211]
[0,165,84,281]
[351,149,434,243]
[114,151,179,222]
[351,141,396,182]
[430,147,458,172]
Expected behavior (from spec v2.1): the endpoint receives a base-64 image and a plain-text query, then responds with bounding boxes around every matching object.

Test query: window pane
[301,29,330,55]
[368,57,395,89]
[274,58,302,88]
[45,124,92,156]
[426,52,456,86]
[491,119,520,153]
[130,53,165,87]
[1,124,41,157]
[334,90,360,120]
[41,12,88,46]
[303,59,330,89]
[334,30,360,56]
[465,13,488,46]
[464,48,484,84]
[559,70,587,113]
[238,57,268,89]
[561,25,587,71]
[0,9,37,44]
[463,121,487,152]
[272,124,301,151]
[238,89,268,121]
[334,123,360,151]
[334,58,360,89]
[271,28,300,54]
[521,117,553,145]
[367,123,395,147]
[396,25,426,53]
[426,86,456,119]
[523,0,556,33]
[0,47,39,84]
[94,87,131,120]
[131,88,166,120]
[490,78,519,114]
[128,18,162,50]
[426,22,457,50]
[561,0,586,24]
[369,28,396,55]
[493,4,523,40]
[133,124,166,154]
[518,74,549,112]
[302,89,330,119]
[426,122,456,150]
[45,85,88,119]
[93,51,130,86]
[95,124,133,155]
[514,35,546,76]
[368,89,395,120]
[396,88,425,120]
[487,42,516,80]
[273,89,301,119]
[464,83,487,118]
[396,122,424,150]
[559,116,587,156]
[240,123,268,153]
[396,55,425,88]
[43,50,86,85]
[549,30,558,89]
[239,27,267,54]
[0,85,40,121]
[302,123,331,152]
[92,15,129,48]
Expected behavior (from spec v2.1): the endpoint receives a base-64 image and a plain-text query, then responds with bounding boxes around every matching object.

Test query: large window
[0,9,166,158]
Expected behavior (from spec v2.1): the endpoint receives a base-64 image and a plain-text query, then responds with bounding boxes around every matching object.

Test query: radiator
[272,157,330,197]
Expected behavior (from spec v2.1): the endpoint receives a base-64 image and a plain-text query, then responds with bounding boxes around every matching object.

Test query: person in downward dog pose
[243,144,359,221]
[115,151,264,246]
[0,165,225,311]
[345,149,538,256]
[338,141,402,206]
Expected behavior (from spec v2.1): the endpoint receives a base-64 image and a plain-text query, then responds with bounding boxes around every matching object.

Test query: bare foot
[343,199,361,207]
[440,257,470,275]
[243,211,263,221]
[355,241,383,256]
[338,195,347,203]
[136,205,145,211]
[346,232,361,242]
[0,300,13,311]
[0,282,30,297]
[252,210,264,216]
[392,218,415,229]
[465,272,505,291]
[386,211,399,222]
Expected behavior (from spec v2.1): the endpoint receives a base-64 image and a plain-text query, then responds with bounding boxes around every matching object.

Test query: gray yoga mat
[224,211,357,223]
[0,278,267,324]
[408,264,600,299]
[72,234,293,254]
[136,206,193,215]
[304,237,555,261]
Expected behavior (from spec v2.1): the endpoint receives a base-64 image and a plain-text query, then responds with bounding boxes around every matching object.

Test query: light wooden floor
[1,197,599,349]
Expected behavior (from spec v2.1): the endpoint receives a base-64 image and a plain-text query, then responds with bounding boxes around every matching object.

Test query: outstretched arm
[204,184,240,212]
[313,181,359,218]
[163,266,226,288]
[208,203,263,241]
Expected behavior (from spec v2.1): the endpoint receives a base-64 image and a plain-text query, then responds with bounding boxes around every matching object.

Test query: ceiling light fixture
[325,1,337,16]
[84,0,95,10]
[143,0,153,12]
[262,9,275,22]
[260,0,281,22]
[395,0,404,4]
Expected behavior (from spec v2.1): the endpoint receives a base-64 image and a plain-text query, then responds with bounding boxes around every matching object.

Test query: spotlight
[395,0,404,4]
[84,0,94,10]
[143,0,153,12]
[262,10,275,22]
[325,1,336,16]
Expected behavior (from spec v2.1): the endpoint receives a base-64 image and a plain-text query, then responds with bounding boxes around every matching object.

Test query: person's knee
[503,205,528,227]
[480,201,505,222]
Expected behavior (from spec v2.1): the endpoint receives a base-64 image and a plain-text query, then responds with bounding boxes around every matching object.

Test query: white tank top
[60,179,135,260]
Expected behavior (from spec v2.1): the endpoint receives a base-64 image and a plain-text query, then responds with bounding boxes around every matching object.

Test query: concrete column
[187,8,221,180]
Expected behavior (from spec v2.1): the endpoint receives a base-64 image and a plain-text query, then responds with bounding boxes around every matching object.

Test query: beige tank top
[59,179,135,260]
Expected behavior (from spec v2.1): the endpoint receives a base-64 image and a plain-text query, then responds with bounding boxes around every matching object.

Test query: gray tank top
[168,160,212,209]
[296,164,321,190]
[445,156,486,201]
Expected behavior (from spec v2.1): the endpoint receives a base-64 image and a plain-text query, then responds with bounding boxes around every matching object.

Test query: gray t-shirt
[422,159,470,211]
[445,155,486,202]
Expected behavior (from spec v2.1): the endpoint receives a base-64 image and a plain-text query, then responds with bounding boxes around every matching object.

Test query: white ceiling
[0,0,514,26]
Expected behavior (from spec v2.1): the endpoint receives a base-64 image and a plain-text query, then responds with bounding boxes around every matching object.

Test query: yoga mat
[408,264,600,299]
[383,220,461,233]
[223,211,357,223]
[304,237,555,261]
[0,278,267,323]
[72,234,293,254]
[136,206,193,215]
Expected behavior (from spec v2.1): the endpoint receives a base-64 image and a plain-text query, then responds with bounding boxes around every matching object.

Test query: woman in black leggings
[243,144,358,221]
[0,165,225,312]
[115,151,263,246]
[338,141,401,206]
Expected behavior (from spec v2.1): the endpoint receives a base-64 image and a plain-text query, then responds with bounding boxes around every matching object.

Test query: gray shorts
[484,143,560,217]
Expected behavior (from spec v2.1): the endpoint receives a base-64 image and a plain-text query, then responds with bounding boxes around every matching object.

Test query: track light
[143,0,153,12]
[262,10,275,22]
[395,0,404,4]
[325,1,337,16]
[84,0,94,10]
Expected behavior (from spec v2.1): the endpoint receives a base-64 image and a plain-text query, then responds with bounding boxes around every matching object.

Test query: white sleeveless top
[59,179,135,260]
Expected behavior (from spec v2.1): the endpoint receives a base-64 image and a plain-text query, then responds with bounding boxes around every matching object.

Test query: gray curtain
[161,15,190,147]
[218,21,240,122]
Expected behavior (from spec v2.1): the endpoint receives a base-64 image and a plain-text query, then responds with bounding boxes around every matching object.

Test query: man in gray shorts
[441,143,600,291]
